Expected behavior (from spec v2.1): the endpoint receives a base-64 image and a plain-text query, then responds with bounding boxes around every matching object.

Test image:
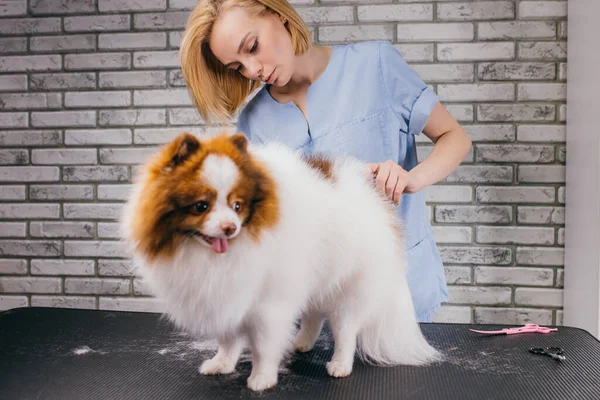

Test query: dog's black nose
[221,222,236,237]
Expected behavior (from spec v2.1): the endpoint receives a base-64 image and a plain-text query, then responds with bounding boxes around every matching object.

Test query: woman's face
[209,7,296,87]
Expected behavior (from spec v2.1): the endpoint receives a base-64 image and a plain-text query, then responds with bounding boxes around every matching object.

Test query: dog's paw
[199,358,235,375]
[326,361,352,378]
[247,373,277,391]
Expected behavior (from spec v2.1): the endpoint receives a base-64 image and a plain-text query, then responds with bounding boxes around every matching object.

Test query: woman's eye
[250,40,257,53]
[193,201,209,214]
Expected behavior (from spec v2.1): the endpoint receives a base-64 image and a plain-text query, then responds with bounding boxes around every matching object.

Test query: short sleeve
[379,41,439,136]
[236,107,263,144]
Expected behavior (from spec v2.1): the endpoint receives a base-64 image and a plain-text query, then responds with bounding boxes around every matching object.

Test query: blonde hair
[180,0,311,122]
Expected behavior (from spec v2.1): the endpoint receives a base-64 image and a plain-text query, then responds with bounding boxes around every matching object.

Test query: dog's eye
[233,201,241,212]
[193,201,209,214]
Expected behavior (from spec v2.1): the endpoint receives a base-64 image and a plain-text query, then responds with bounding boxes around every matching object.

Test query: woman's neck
[271,45,332,97]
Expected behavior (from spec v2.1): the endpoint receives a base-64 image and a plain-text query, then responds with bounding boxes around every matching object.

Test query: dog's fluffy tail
[356,282,441,366]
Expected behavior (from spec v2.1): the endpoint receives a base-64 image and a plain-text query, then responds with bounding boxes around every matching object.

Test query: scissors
[529,347,566,361]
[469,323,558,335]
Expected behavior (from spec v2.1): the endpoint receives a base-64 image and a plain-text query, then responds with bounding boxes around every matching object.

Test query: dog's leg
[326,315,358,378]
[199,335,244,375]
[294,312,324,352]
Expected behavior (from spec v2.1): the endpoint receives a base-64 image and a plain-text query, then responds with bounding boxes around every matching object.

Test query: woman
[180,0,472,322]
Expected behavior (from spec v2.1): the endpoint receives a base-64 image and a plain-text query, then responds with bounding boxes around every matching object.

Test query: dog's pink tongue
[211,238,228,254]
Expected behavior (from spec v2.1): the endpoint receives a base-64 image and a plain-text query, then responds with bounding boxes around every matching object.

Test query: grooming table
[1,307,599,400]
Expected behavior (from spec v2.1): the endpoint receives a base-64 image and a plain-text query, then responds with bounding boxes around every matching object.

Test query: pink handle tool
[469,323,558,335]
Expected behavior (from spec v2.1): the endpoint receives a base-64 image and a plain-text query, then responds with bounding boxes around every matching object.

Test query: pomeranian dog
[121,131,440,391]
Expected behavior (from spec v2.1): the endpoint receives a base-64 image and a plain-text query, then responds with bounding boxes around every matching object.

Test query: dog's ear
[230,133,248,153]
[163,132,201,171]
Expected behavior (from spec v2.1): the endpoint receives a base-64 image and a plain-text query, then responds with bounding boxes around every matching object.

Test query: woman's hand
[366,160,417,205]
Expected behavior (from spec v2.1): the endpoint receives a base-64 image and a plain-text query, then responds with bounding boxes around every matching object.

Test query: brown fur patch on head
[127,131,279,262]
[302,153,335,181]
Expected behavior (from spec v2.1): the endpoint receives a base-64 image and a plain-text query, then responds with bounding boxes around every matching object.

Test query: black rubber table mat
[1,307,599,400]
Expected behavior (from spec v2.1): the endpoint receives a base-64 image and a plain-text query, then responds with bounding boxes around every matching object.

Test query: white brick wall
[0,1,566,325]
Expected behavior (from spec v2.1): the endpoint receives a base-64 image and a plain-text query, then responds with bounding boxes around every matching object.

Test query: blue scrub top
[237,40,448,322]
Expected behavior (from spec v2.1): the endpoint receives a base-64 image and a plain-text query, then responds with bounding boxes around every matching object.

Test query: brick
[423,185,471,203]
[478,104,554,122]
[64,241,126,257]
[0,295,28,310]
[66,129,132,145]
[31,296,96,309]
[558,187,565,204]
[0,277,61,293]
[557,145,566,163]
[0,93,61,110]
[99,297,164,313]
[0,131,62,146]
[519,42,567,60]
[0,167,59,182]
[32,149,97,165]
[99,33,167,50]
[478,62,556,80]
[298,7,353,24]
[134,11,188,30]
[30,0,94,14]
[559,63,567,81]
[432,305,472,323]
[556,310,563,326]
[64,15,130,32]
[98,223,121,239]
[444,166,513,183]
[464,125,515,142]
[397,23,473,42]
[394,44,434,62]
[518,165,565,183]
[169,108,205,125]
[444,266,472,284]
[98,185,132,200]
[557,228,565,246]
[133,127,203,144]
[100,148,157,165]
[438,2,514,21]
[474,307,552,325]
[32,111,96,128]
[134,88,191,106]
[0,240,61,256]
[436,205,511,223]
[0,0,26,16]
[64,204,123,220]
[0,185,26,200]
[168,0,196,9]
[438,43,514,61]
[518,83,566,101]
[168,70,186,86]
[100,109,166,126]
[0,18,61,35]
[0,149,28,165]
[98,259,134,276]
[475,266,553,286]
[168,31,183,48]
[0,38,27,53]
[65,53,131,70]
[519,1,567,19]
[0,204,59,219]
[517,125,565,142]
[31,35,95,52]
[30,73,96,91]
[0,112,27,128]
[477,186,555,204]
[100,71,166,88]
[559,104,566,122]
[477,226,554,245]
[437,83,514,101]
[439,246,512,265]
[559,21,567,39]
[132,279,152,296]
[31,259,95,275]
[515,288,562,307]
[66,278,130,295]
[0,75,27,91]
[30,185,94,200]
[357,4,432,22]
[477,144,554,163]
[517,207,565,224]
[411,64,474,82]
[65,91,131,108]
[133,51,179,68]
[517,247,563,266]
[99,0,166,12]
[0,259,27,275]
[318,25,394,43]
[63,166,129,182]
[431,226,472,243]
[479,21,556,40]
[556,269,564,287]
[447,286,511,305]
[0,223,26,237]
[30,222,94,238]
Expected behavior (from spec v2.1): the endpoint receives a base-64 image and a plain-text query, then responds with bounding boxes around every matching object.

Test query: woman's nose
[245,59,262,80]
